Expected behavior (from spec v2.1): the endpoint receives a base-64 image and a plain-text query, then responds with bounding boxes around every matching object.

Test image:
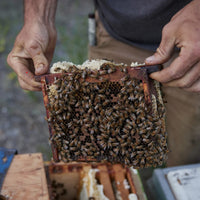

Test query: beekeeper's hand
[7,0,57,91]
[145,0,200,93]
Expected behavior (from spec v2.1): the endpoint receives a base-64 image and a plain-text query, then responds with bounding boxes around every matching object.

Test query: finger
[25,41,49,75]
[7,53,42,88]
[18,77,41,91]
[145,25,175,65]
[150,47,199,83]
[165,61,200,88]
[46,31,57,63]
[183,78,200,93]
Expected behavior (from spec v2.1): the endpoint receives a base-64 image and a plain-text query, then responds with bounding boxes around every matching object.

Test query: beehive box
[147,163,200,200]
[45,162,147,200]
[38,60,168,168]
[0,153,49,200]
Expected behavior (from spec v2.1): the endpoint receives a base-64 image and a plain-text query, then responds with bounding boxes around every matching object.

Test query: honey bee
[121,142,127,148]
[82,151,87,157]
[70,146,77,151]
[81,70,87,79]
[128,93,135,101]
[99,141,107,150]
[121,148,126,156]
[123,67,129,73]
[113,148,119,154]
[122,128,129,135]
[124,158,130,165]
[147,141,154,149]
[121,75,130,82]
[99,70,107,75]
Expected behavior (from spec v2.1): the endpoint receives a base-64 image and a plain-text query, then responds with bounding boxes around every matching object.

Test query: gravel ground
[0,0,93,160]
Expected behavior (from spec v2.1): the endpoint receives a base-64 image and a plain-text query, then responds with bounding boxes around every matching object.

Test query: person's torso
[95,0,192,50]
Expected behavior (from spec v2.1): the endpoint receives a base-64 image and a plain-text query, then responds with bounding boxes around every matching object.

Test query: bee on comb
[36,59,168,168]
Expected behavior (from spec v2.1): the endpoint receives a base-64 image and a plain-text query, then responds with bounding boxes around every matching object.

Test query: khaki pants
[89,13,200,167]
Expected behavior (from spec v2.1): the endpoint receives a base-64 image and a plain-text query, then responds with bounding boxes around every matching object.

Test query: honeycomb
[45,63,168,168]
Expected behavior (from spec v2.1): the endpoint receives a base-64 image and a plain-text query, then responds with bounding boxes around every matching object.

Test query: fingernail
[37,64,44,72]
[145,55,155,63]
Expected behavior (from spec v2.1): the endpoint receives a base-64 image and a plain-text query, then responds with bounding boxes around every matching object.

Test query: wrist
[24,0,57,26]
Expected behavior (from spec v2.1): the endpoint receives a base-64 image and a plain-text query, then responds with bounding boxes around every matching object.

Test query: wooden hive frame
[36,64,163,163]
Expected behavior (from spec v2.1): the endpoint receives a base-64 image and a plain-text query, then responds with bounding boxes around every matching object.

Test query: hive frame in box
[45,162,147,200]
[36,64,163,162]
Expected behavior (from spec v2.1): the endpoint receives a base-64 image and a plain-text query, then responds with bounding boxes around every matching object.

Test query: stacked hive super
[44,59,168,168]
[47,162,144,200]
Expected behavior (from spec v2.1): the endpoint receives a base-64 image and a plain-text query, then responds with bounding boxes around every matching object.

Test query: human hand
[145,0,200,93]
[7,21,56,91]
[7,0,57,91]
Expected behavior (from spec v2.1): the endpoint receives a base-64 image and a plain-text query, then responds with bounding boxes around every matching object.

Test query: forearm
[24,0,58,25]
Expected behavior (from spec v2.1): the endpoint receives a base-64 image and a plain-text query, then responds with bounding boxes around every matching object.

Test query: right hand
[145,0,200,93]
[7,20,57,91]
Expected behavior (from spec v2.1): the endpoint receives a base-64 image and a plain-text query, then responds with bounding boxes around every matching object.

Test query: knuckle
[181,20,193,29]
[7,52,16,68]
[178,81,191,88]
[175,72,184,79]
[183,46,200,61]
[156,46,167,58]
[7,53,12,65]
[162,26,167,35]
[162,24,171,36]
[27,40,38,49]
[26,40,41,54]
[167,70,182,80]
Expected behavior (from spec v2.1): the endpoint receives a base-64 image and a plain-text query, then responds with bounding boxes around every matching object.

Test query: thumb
[27,44,49,75]
[145,27,175,65]
[33,52,49,75]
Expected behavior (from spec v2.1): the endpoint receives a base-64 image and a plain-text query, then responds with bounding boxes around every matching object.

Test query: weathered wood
[97,165,116,200]
[46,162,143,199]
[1,153,49,200]
[126,169,137,194]
[46,162,82,200]
[112,164,130,200]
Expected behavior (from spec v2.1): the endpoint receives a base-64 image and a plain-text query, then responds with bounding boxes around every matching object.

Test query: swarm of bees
[46,62,168,168]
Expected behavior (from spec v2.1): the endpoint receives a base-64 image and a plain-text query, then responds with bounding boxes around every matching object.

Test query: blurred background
[0,0,93,160]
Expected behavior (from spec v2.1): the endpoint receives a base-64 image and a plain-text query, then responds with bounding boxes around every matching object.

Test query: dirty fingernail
[145,55,155,63]
[37,64,44,71]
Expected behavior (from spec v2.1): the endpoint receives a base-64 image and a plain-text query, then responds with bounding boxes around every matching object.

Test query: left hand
[145,0,200,93]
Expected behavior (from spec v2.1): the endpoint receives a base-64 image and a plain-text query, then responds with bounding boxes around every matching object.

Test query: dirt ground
[0,0,93,160]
